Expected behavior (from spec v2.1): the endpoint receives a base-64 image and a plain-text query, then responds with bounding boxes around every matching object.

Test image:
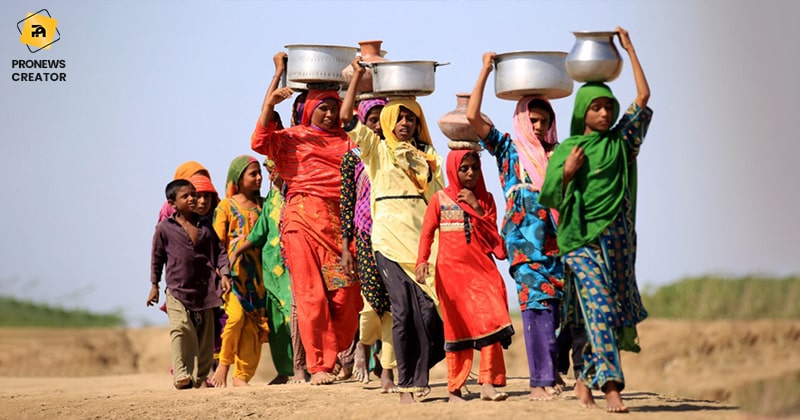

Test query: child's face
[238,162,263,195]
[365,107,383,136]
[527,107,552,141]
[457,155,481,190]
[170,185,197,215]
[393,107,418,142]
[195,192,214,216]
[584,97,614,133]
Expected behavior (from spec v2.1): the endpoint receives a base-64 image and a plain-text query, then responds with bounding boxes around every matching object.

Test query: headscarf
[225,155,259,198]
[380,99,438,193]
[511,96,558,191]
[443,149,506,259]
[189,173,218,196]
[357,98,387,125]
[539,82,631,255]
[173,161,209,180]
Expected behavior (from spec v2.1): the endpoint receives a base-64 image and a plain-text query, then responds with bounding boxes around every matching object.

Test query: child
[339,98,397,392]
[148,179,232,389]
[228,158,299,385]
[539,27,652,413]
[415,149,513,403]
[343,59,446,402]
[210,155,269,387]
[157,161,214,223]
[467,52,566,401]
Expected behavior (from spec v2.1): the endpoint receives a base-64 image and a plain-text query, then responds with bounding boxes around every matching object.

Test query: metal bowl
[362,60,449,97]
[285,44,359,83]
[493,51,573,100]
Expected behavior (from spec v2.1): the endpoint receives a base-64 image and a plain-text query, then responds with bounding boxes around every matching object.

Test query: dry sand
[1,318,799,419]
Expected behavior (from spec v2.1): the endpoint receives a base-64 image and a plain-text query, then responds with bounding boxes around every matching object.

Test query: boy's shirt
[151,214,229,311]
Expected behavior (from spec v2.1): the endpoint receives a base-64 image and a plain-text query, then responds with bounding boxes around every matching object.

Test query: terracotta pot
[342,40,388,93]
[438,93,493,142]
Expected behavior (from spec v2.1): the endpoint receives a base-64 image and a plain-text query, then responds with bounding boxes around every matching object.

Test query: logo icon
[18,9,60,53]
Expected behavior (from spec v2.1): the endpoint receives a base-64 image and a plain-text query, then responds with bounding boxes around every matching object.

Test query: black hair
[462,150,481,162]
[528,99,555,126]
[165,179,194,201]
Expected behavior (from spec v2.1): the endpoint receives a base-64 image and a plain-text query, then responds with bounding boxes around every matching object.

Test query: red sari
[417,149,514,391]
[250,90,362,374]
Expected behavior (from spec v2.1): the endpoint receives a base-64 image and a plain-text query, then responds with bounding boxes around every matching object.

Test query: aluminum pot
[565,31,623,82]
[361,60,449,97]
[285,44,359,84]
[493,51,573,100]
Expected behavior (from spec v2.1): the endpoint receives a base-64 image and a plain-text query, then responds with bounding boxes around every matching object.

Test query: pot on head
[493,51,573,100]
[361,60,449,97]
[565,31,623,82]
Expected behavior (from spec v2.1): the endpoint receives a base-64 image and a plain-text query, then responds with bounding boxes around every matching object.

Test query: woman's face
[311,99,340,130]
[584,97,614,133]
[238,161,263,195]
[528,107,552,141]
[392,107,418,142]
[365,106,383,136]
[457,154,481,190]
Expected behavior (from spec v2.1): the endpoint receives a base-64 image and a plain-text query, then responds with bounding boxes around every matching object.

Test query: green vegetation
[641,275,800,319]
[0,296,124,327]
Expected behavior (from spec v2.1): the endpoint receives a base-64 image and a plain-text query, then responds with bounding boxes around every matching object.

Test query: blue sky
[1,1,798,326]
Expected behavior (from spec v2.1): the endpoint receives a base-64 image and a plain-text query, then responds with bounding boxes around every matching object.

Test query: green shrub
[641,275,800,319]
[0,296,124,327]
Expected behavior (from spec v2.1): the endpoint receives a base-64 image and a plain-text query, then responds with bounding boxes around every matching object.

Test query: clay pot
[342,40,388,93]
[438,93,493,142]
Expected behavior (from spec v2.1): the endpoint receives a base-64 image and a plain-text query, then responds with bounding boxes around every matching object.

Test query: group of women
[182,26,653,413]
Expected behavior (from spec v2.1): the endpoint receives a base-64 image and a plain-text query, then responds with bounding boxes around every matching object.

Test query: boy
[148,179,232,389]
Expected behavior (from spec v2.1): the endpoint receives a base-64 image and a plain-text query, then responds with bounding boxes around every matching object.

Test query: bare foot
[575,380,598,409]
[335,364,353,381]
[399,392,416,404]
[379,369,398,393]
[310,371,335,385]
[545,386,561,396]
[353,344,370,384]
[604,381,628,413]
[210,364,229,388]
[232,377,249,387]
[288,368,308,384]
[198,379,210,388]
[481,384,509,401]
[268,374,289,385]
[529,386,555,401]
[449,389,466,403]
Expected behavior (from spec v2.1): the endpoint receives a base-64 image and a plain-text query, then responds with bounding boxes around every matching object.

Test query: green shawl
[539,83,636,255]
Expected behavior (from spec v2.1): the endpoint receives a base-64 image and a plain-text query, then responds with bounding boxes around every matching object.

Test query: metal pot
[285,44,359,84]
[493,51,573,100]
[565,31,623,82]
[360,60,449,97]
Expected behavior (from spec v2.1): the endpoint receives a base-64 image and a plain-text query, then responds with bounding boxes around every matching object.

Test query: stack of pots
[438,93,492,151]
[565,31,623,82]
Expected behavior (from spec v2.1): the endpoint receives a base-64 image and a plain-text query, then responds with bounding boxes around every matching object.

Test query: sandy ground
[1,318,799,419]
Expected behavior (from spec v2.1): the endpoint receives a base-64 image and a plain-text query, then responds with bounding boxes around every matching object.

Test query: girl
[342,58,446,403]
[539,27,652,413]
[415,149,513,403]
[467,53,565,401]
[210,155,268,387]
